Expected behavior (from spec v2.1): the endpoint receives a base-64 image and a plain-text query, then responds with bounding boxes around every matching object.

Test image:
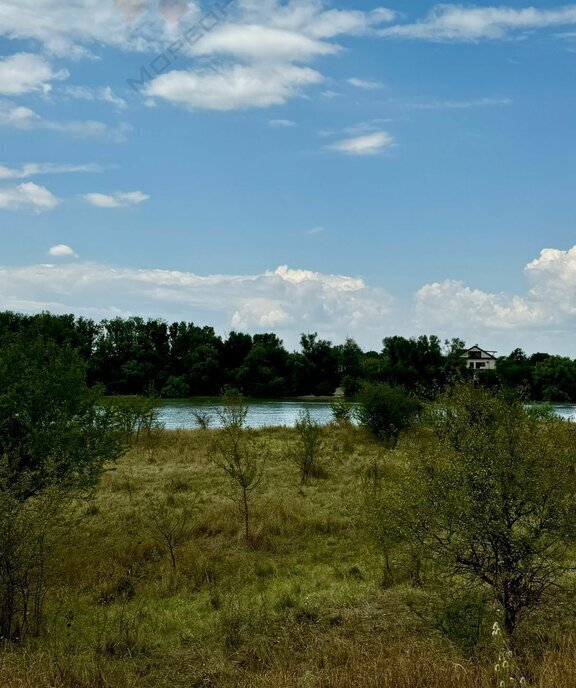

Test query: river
[155,399,576,430]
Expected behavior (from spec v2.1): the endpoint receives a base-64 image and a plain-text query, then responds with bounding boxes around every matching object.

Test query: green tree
[0,337,125,498]
[378,384,576,634]
[210,390,266,543]
[355,382,420,447]
[289,409,324,483]
[532,356,576,402]
[0,336,126,639]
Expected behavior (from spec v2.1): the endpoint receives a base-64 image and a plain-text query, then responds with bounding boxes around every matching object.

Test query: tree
[378,384,576,634]
[144,498,195,571]
[532,356,576,402]
[293,333,340,396]
[355,382,420,447]
[0,336,125,498]
[289,409,324,483]
[380,335,445,395]
[0,336,126,639]
[209,390,266,543]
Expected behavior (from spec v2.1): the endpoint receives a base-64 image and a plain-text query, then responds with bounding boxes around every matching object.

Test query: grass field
[1,425,575,687]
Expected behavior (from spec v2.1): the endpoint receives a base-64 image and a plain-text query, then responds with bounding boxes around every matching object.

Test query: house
[461,345,497,372]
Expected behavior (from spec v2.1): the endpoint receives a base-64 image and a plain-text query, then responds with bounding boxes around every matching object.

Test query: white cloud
[0,261,394,348]
[0,162,103,180]
[0,0,198,56]
[328,131,394,156]
[269,118,296,127]
[0,53,68,95]
[194,24,339,62]
[407,96,513,110]
[4,246,576,352]
[83,191,149,207]
[145,63,323,111]
[141,2,396,111]
[0,100,130,141]
[414,246,576,348]
[346,77,384,90]
[49,244,78,258]
[62,85,127,109]
[381,4,576,42]
[0,182,59,212]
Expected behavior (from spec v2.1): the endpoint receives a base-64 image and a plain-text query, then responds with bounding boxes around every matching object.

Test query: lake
[156,399,576,430]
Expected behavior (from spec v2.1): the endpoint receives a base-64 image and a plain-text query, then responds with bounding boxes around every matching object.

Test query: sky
[0,0,575,354]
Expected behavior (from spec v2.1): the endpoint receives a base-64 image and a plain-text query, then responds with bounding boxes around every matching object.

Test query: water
[540,404,576,422]
[157,399,342,429]
[156,399,576,430]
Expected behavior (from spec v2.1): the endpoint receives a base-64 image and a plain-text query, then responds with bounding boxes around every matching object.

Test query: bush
[377,384,576,634]
[289,409,325,483]
[355,382,420,446]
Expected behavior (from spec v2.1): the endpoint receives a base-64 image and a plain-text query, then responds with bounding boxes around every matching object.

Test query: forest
[1,311,576,401]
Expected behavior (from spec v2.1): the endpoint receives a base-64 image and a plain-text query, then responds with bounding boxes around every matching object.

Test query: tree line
[0,311,575,400]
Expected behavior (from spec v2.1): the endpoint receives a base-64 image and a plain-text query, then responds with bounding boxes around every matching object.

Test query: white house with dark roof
[461,345,497,372]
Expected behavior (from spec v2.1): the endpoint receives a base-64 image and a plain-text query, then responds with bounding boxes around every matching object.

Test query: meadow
[1,424,575,688]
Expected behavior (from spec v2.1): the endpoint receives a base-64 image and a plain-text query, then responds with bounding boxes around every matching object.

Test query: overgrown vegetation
[0,382,576,686]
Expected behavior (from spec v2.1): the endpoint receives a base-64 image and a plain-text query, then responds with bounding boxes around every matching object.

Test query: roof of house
[461,345,497,359]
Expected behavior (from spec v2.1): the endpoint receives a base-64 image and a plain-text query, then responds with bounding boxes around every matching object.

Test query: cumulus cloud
[0,100,131,141]
[145,63,323,111]
[414,246,576,346]
[0,162,103,180]
[49,244,78,258]
[0,261,394,347]
[0,182,59,211]
[380,4,576,42]
[0,53,68,95]
[83,191,149,207]
[3,246,576,352]
[328,131,394,156]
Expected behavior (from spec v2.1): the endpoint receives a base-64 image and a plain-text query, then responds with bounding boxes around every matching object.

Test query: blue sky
[1,0,576,353]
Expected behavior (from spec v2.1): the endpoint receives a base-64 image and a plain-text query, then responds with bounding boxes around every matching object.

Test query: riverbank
[2,426,575,688]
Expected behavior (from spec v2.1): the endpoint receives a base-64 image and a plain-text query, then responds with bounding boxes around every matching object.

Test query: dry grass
[1,425,575,687]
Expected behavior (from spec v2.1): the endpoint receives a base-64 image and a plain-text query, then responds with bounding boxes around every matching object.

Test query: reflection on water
[157,399,341,429]
[543,404,576,422]
[156,399,576,430]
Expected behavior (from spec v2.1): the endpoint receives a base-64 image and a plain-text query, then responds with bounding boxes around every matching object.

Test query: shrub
[355,382,420,446]
[289,409,325,483]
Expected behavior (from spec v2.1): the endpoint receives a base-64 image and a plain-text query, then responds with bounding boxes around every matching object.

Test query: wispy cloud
[83,191,149,208]
[269,118,296,128]
[0,100,131,141]
[62,85,127,109]
[0,162,104,180]
[328,131,394,156]
[346,77,384,90]
[380,5,576,42]
[406,96,513,110]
